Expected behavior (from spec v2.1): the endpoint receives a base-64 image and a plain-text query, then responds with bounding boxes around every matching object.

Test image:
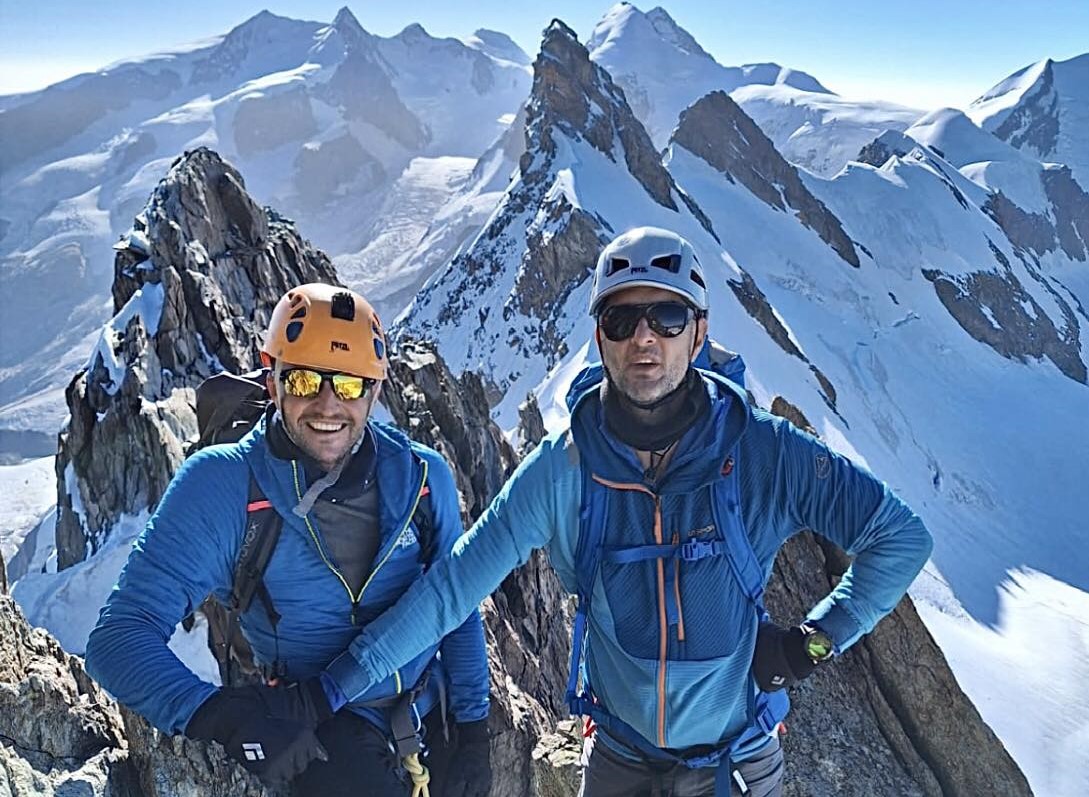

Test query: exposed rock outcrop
[922,241,1086,384]
[55,148,338,568]
[383,339,576,795]
[671,91,859,267]
[0,594,280,796]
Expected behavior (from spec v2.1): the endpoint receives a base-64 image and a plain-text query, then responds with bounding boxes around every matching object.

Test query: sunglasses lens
[331,374,367,401]
[599,305,642,341]
[646,303,690,337]
[598,302,691,341]
[282,369,323,398]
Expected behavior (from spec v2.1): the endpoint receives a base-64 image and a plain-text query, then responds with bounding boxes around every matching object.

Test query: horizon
[2,1,1087,110]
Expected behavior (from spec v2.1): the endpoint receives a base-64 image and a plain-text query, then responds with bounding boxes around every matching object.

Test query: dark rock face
[1042,166,1089,261]
[233,86,318,157]
[367,338,577,795]
[992,60,1060,158]
[672,91,859,267]
[764,399,1032,797]
[982,191,1059,258]
[293,132,384,206]
[983,167,1089,263]
[856,132,912,168]
[403,20,716,393]
[922,243,1086,384]
[55,147,338,569]
[314,11,429,151]
[524,20,673,213]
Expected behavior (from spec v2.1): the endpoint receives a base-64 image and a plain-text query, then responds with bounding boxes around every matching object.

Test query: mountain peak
[464,29,531,65]
[397,22,431,42]
[543,18,580,49]
[644,6,712,59]
[222,9,296,40]
[332,6,363,32]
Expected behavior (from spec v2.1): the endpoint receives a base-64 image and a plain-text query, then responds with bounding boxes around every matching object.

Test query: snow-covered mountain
[0,7,530,439]
[586,2,922,177]
[394,20,1088,795]
[967,54,1089,189]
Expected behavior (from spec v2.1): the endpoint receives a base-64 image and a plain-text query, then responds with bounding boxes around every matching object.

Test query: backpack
[563,343,788,789]
[189,369,436,686]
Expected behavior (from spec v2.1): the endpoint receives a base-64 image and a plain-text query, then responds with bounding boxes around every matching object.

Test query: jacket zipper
[292,458,429,693]
[672,531,685,642]
[592,475,670,747]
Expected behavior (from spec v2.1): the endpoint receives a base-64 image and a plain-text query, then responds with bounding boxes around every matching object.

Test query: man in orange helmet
[87,284,492,796]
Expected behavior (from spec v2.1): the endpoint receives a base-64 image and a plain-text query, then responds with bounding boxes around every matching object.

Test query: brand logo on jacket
[815,454,831,479]
[397,527,419,549]
[242,742,265,761]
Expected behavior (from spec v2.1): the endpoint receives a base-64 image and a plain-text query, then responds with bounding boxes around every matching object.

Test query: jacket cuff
[805,601,864,654]
[324,650,377,703]
[318,670,348,713]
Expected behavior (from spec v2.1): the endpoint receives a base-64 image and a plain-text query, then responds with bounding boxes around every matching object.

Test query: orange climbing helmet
[260,283,387,380]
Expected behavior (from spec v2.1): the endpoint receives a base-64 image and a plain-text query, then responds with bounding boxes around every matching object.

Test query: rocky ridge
[55,148,338,569]
[399,19,716,403]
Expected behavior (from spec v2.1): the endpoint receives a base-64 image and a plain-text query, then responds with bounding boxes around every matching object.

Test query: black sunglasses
[597,301,695,342]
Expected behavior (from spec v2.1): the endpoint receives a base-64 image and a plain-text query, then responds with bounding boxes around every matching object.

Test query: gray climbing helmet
[588,227,709,315]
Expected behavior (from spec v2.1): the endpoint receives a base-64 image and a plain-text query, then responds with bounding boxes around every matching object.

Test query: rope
[402,753,430,797]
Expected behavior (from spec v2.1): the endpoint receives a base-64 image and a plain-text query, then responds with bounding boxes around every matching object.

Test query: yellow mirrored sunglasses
[280,368,373,401]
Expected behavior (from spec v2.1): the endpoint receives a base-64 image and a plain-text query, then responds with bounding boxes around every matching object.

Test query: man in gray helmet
[309,227,933,795]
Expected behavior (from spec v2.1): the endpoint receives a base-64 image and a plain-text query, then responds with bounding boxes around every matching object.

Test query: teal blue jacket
[323,370,932,754]
[85,416,489,734]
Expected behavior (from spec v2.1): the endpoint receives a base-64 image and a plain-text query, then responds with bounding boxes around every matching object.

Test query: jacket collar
[240,414,424,537]
[566,364,749,492]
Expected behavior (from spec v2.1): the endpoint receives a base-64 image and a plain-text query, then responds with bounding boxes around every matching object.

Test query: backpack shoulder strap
[566,456,608,714]
[712,449,765,610]
[229,474,285,614]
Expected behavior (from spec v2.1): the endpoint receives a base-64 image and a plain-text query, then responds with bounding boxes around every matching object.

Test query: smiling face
[267,363,382,472]
[596,286,707,407]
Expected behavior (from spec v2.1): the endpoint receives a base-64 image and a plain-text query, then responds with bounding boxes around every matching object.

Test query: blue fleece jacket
[322,369,933,755]
[85,416,490,734]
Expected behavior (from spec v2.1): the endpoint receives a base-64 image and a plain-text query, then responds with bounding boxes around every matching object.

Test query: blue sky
[3,1,1086,109]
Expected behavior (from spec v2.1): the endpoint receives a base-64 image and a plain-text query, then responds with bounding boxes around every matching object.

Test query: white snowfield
[2,3,1087,795]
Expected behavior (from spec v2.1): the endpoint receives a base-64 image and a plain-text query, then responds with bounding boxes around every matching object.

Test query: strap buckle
[679,539,717,561]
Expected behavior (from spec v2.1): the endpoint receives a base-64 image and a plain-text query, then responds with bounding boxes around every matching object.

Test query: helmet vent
[651,254,681,273]
[286,321,304,342]
[290,306,307,319]
[605,257,630,276]
[330,291,356,321]
[689,269,706,289]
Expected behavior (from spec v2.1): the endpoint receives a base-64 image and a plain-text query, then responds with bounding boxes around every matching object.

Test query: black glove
[186,679,333,785]
[751,623,818,692]
[442,719,493,797]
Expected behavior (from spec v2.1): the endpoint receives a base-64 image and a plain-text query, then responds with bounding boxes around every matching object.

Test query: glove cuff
[784,626,818,680]
[456,718,490,744]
